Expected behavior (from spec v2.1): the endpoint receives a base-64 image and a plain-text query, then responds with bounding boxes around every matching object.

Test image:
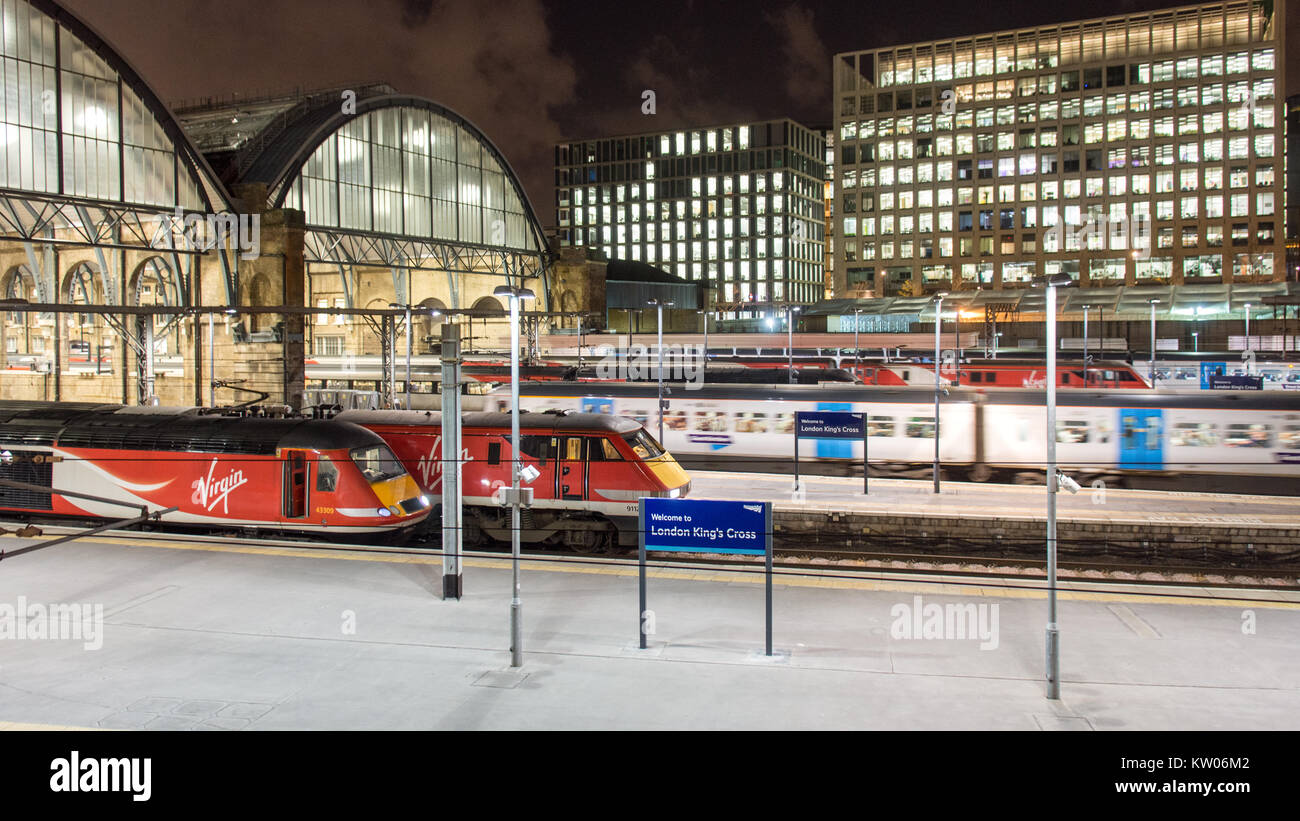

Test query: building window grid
[829,3,1279,289]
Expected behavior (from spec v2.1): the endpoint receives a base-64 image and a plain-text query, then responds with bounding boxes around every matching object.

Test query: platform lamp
[1192,330,1199,354]
[852,307,863,374]
[648,298,673,444]
[387,302,414,408]
[932,292,947,493]
[787,305,802,384]
[493,284,536,668]
[1033,272,1074,700]
[1244,302,1253,366]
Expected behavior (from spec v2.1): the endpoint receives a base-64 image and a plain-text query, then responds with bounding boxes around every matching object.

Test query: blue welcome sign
[795,411,864,439]
[640,498,770,555]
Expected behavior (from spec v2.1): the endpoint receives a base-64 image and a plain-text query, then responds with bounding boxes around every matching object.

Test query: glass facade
[0,0,204,209]
[554,119,826,305]
[282,106,536,251]
[833,1,1283,295]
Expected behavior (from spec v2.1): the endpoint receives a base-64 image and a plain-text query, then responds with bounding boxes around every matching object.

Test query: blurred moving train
[0,401,430,535]
[334,409,691,550]
[488,382,1300,493]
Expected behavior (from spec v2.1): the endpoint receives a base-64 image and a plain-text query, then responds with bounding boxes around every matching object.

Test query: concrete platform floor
[691,471,1300,528]
[0,533,1297,730]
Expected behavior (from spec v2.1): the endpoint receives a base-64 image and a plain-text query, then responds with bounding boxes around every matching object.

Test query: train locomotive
[334,409,691,550]
[489,382,1300,493]
[0,401,430,536]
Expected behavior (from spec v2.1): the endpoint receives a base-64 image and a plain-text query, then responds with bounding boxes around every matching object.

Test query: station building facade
[0,0,549,410]
[831,0,1288,298]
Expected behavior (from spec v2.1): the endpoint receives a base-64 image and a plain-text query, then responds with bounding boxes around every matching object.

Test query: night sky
[61,0,1298,227]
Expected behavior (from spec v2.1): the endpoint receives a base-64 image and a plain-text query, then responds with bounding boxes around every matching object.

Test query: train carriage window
[735,412,770,433]
[350,445,405,482]
[1280,425,1300,449]
[969,371,983,383]
[315,455,338,492]
[693,411,729,432]
[488,442,501,465]
[906,416,936,438]
[773,413,796,433]
[1223,423,1272,448]
[501,435,551,464]
[1056,420,1090,443]
[1170,422,1218,447]
[664,409,688,431]
[589,438,624,461]
[629,409,650,427]
[868,416,896,437]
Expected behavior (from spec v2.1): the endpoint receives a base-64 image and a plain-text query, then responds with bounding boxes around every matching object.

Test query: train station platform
[690,472,1300,560]
[0,532,1296,730]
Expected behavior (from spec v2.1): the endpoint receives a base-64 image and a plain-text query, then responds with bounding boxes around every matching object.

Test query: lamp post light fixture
[1034,272,1074,700]
[492,284,537,668]
[787,305,802,384]
[1147,298,1160,385]
[648,298,673,444]
[932,292,947,494]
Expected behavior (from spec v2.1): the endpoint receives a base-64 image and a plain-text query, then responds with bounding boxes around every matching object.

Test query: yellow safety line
[33,534,1300,610]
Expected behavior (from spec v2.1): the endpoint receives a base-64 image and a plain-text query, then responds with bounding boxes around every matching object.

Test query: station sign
[795,411,865,439]
[1209,374,1263,390]
[640,498,769,555]
[1199,361,1227,389]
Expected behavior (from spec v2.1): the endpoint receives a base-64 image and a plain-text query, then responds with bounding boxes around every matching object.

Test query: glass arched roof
[273,102,544,254]
[0,0,227,212]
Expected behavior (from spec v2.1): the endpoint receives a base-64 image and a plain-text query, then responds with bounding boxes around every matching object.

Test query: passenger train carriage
[0,401,429,535]
[489,383,1300,490]
[334,409,691,550]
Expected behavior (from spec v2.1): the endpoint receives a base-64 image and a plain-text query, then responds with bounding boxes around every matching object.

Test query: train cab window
[1056,420,1090,443]
[1223,423,1272,448]
[1171,422,1218,447]
[488,442,501,465]
[350,445,405,482]
[315,455,338,492]
[588,438,623,461]
[867,416,896,437]
[906,416,936,438]
[623,429,664,459]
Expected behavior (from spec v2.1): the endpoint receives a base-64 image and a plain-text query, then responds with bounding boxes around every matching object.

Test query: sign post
[794,411,868,494]
[638,498,774,655]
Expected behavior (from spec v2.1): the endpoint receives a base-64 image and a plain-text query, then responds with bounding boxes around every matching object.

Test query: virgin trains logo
[190,459,248,514]
[416,435,473,490]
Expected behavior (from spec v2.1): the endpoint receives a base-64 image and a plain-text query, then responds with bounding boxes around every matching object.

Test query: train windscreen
[624,429,665,459]
[350,444,407,483]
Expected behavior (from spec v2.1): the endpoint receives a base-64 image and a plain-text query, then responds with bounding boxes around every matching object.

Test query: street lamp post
[1192,331,1199,353]
[493,285,536,668]
[787,305,802,384]
[1036,272,1072,699]
[1082,306,1090,387]
[932,292,947,493]
[1148,298,1160,386]
[1244,302,1253,362]
[853,308,863,375]
[648,298,673,444]
[388,303,412,409]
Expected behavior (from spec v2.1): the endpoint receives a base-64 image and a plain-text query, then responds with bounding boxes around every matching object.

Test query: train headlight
[376,507,392,517]
[420,495,430,507]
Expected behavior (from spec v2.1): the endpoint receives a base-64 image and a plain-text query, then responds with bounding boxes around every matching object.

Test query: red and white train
[335,409,691,551]
[0,401,430,536]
